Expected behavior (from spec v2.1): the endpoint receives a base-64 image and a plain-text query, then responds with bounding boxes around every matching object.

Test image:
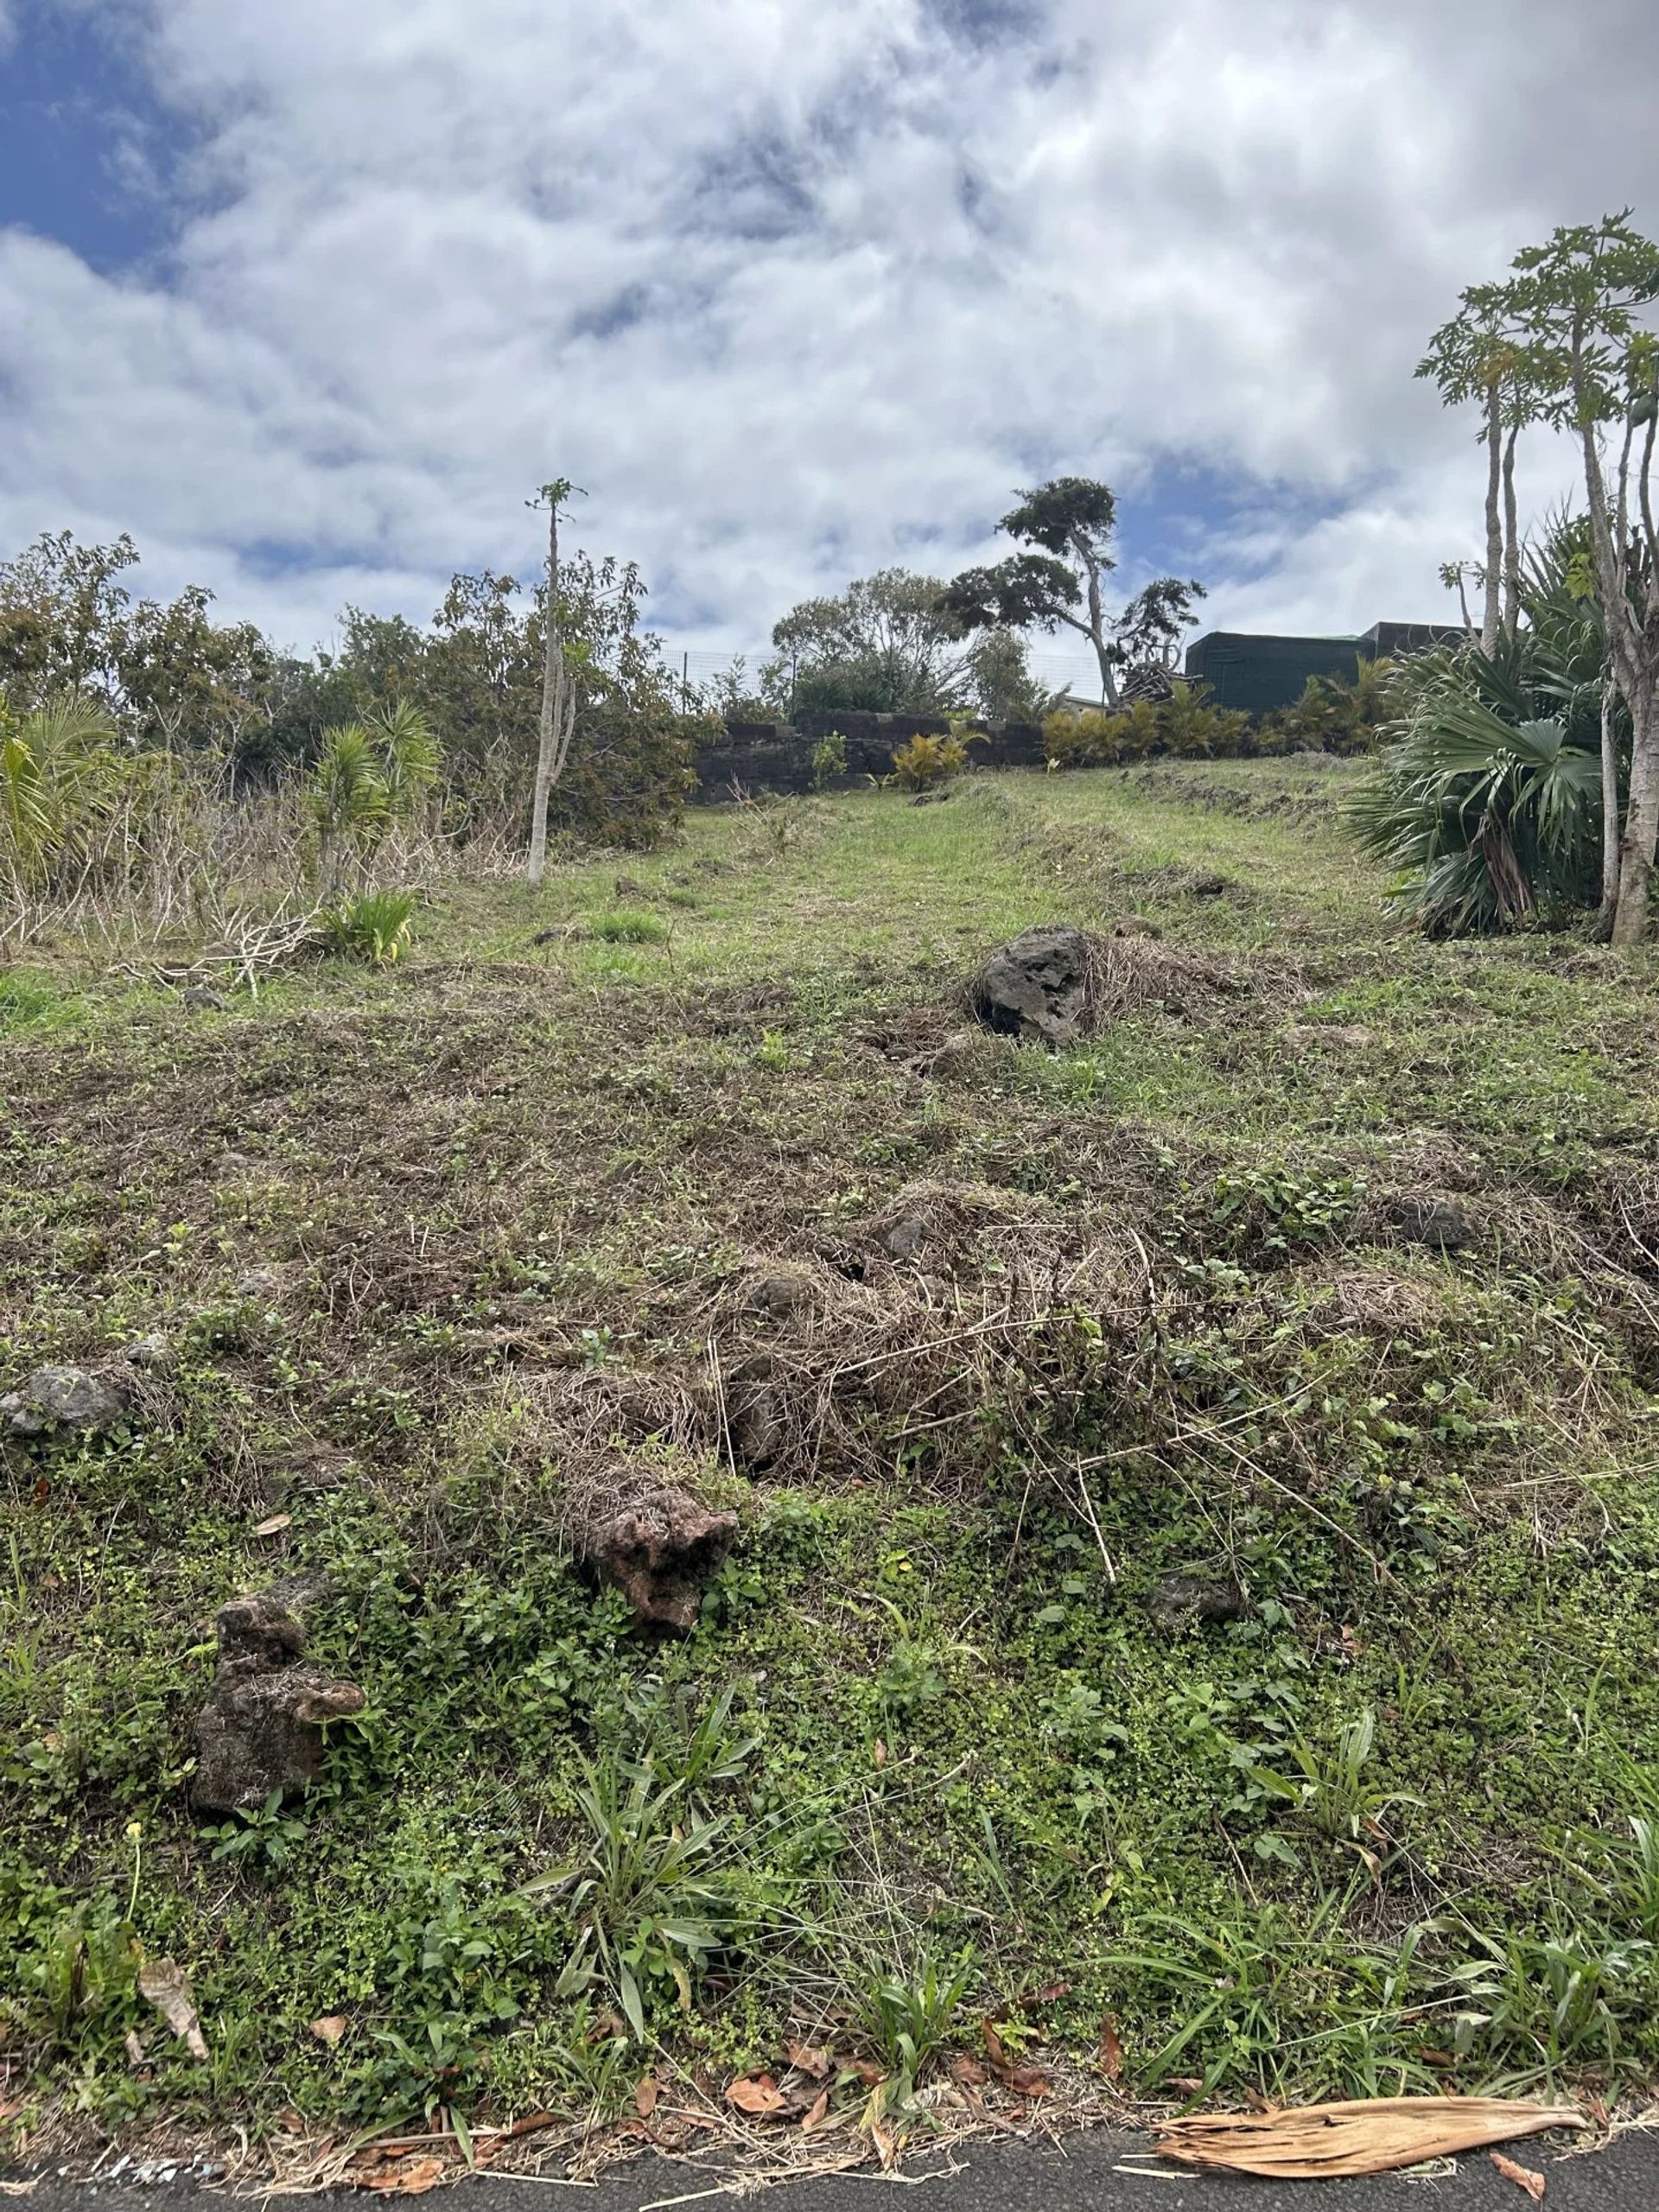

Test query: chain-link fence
[667,647,1109,715]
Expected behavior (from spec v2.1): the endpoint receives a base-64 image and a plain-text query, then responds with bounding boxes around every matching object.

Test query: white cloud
[1,0,1656,658]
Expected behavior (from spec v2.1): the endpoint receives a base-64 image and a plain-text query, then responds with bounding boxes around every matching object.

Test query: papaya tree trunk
[1481,378,1503,656]
[527,501,567,887]
[1611,690,1659,947]
[1501,420,1522,640]
[1600,677,1622,911]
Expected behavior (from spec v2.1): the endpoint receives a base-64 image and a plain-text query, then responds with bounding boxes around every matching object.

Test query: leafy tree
[1496,212,1659,941]
[768,569,967,717]
[944,477,1126,704]
[115,585,273,754]
[1110,576,1207,671]
[0,533,137,708]
[963,628,1049,722]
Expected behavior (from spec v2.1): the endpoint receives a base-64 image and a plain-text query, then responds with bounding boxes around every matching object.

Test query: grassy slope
[5,756,1659,2138]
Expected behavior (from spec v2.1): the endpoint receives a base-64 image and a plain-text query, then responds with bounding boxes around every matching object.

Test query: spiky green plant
[0,692,124,893]
[368,702,442,816]
[316,886,418,965]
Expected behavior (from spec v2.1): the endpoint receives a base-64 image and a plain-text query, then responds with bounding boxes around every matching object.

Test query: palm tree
[0,692,123,896]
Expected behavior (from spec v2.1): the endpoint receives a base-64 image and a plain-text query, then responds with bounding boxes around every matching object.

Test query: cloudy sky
[1,0,1655,676]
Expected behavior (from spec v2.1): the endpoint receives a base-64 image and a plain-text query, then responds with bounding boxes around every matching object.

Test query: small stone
[1191,872,1228,896]
[1145,1573,1249,1632]
[232,1266,285,1300]
[923,1028,987,1080]
[1113,914,1162,939]
[1,1364,136,1439]
[585,1488,739,1632]
[753,1274,814,1320]
[124,1333,175,1372]
[1389,1196,1473,1251]
[883,1211,931,1261]
[728,1353,788,1470]
[192,1592,365,1814]
[181,988,227,1012]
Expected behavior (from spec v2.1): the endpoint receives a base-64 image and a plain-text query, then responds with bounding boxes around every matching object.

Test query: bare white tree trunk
[1600,677,1622,911]
[1481,378,1503,655]
[1501,419,1522,640]
[527,499,574,887]
[1611,689,1659,945]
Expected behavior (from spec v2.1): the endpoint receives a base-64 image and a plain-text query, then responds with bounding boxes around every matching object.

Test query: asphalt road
[14,2127,1659,2211]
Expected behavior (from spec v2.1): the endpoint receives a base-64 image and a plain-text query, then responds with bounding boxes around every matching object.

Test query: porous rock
[753,1274,814,1320]
[882,1211,931,1261]
[1,1364,136,1439]
[124,1333,175,1372]
[193,1592,365,1815]
[232,1266,285,1300]
[1389,1196,1473,1251]
[585,1488,739,1632]
[1145,1573,1249,1633]
[969,924,1093,1046]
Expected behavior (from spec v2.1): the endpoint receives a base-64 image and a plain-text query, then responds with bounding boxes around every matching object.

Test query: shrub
[811,730,849,789]
[588,907,667,944]
[317,886,418,964]
[890,732,968,791]
[1043,688,1246,767]
[544,693,695,851]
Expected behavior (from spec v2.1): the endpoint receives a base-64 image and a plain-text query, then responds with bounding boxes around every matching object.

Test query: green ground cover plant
[3,759,1659,2157]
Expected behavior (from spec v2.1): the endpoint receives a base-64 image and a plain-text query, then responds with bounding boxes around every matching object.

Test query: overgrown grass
[5,760,1659,2150]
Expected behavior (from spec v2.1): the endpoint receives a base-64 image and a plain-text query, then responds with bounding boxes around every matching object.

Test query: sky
[1,0,1656,677]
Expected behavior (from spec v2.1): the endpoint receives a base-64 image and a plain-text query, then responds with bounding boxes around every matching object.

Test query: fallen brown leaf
[998,2065,1052,2099]
[1099,2015,1124,2084]
[786,2039,832,2081]
[1491,2152,1547,2202]
[1155,2099,1586,2181]
[634,2075,659,2119]
[309,2015,349,2048]
[726,2074,788,2117]
[840,2057,886,2088]
[801,2088,830,2133]
[948,2055,988,2088]
[137,1959,208,2062]
[252,1513,293,1536]
[362,2158,445,2196]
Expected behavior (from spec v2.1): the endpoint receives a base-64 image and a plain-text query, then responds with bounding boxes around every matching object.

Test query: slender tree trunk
[1481,378,1503,656]
[527,501,565,887]
[1084,560,1119,708]
[1600,674,1622,911]
[1611,693,1659,945]
[1501,419,1522,640]
[1454,572,1473,632]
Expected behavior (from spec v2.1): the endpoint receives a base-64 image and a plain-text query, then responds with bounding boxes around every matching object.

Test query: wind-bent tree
[1499,214,1659,942]
[944,477,1125,704]
[527,479,581,887]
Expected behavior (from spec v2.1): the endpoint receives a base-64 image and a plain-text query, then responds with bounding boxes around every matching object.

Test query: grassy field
[5,755,1659,2156]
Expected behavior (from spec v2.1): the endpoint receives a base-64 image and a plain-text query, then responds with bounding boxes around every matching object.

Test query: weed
[588,907,668,944]
[318,886,418,964]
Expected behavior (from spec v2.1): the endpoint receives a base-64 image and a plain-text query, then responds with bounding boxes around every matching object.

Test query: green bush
[811,730,849,789]
[317,886,418,964]
[1043,687,1250,767]
[545,693,695,851]
[890,732,968,791]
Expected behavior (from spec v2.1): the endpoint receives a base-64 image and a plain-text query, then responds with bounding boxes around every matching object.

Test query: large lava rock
[585,1488,739,1632]
[969,925,1095,1046]
[2,1364,136,1439]
[193,1592,365,1814]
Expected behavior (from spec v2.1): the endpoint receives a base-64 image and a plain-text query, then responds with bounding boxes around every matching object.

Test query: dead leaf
[309,2015,349,2048]
[948,2055,988,2088]
[998,2065,1052,2099]
[870,2116,897,2171]
[362,2158,445,2196]
[0,2183,41,2198]
[1491,2152,1547,2202]
[253,1513,293,1536]
[726,2074,788,2117]
[137,1959,208,2062]
[1099,2015,1124,2083]
[786,2039,831,2081]
[634,2075,659,2119]
[840,2056,886,2088]
[873,1738,887,1767]
[124,2031,148,2069]
[1154,2099,1586,2181]
[801,2088,830,2133]
[30,1478,50,1507]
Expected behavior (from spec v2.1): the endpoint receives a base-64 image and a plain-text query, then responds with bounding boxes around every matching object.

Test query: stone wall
[690,709,1047,802]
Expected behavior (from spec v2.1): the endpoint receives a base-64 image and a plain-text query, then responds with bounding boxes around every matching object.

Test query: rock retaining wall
[690,709,1046,802]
